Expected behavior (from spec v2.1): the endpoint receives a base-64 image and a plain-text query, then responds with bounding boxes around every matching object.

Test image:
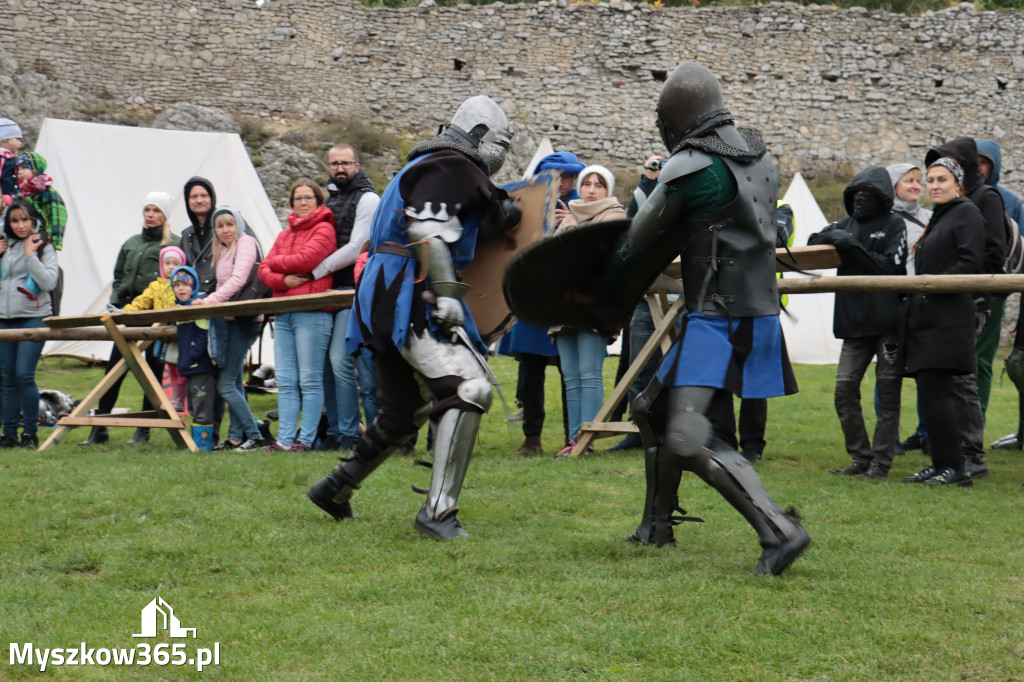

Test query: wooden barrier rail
[0,326,176,342]
[44,290,355,329]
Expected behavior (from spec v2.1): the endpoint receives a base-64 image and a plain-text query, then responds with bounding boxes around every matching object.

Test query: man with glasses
[310,144,381,451]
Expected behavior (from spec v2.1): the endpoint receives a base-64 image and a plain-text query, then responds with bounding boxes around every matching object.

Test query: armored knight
[611,62,811,575]
[307,95,519,539]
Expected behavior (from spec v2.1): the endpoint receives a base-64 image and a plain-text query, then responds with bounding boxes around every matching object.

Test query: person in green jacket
[79,191,181,447]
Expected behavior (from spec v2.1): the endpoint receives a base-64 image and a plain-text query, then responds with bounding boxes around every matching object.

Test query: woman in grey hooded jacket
[0,201,59,448]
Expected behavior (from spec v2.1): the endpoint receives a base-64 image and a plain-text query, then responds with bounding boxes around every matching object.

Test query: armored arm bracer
[406,202,468,298]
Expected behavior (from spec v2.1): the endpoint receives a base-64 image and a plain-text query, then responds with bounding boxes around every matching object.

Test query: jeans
[557,329,606,441]
[217,320,262,442]
[324,308,364,443]
[950,371,986,465]
[0,317,47,436]
[834,335,902,469]
[355,348,379,428]
[274,310,332,447]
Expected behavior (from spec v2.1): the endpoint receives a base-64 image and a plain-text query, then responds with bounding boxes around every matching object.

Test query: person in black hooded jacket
[923,137,1006,479]
[808,166,907,478]
[180,177,218,295]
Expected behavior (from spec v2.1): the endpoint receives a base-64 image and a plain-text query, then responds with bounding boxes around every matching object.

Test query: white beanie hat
[143,191,173,220]
[576,164,615,195]
[0,118,23,140]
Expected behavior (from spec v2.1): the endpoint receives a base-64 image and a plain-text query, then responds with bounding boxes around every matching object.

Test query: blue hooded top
[170,265,216,376]
[977,139,1024,230]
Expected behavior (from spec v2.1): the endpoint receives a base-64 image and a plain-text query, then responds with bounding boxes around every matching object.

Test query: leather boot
[129,428,150,445]
[78,426,109,446]
[514,434,543,457]
[307,420,402,520]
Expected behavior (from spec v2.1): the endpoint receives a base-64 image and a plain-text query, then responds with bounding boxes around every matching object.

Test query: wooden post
[571,296,687,457]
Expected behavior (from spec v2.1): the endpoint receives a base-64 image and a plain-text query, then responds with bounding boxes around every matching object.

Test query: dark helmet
[656,61,748,153]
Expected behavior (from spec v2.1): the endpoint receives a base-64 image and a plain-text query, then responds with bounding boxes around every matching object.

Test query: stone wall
[1,0,1022,188]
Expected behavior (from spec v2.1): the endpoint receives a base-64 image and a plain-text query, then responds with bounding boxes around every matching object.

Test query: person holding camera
[0,201,60,449]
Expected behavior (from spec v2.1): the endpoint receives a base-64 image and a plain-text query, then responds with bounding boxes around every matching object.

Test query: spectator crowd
[0,114,1022,490]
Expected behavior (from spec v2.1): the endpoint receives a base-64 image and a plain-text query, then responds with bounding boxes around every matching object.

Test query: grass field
[3,355,1024,680]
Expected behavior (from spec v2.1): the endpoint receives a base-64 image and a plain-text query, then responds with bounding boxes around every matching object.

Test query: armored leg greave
[690,439,810,576]
[624,385,694,546]
[414,407,483,540]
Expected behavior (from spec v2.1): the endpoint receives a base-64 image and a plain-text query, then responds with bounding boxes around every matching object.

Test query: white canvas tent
[35,119,283,361]
[779,172,842,364]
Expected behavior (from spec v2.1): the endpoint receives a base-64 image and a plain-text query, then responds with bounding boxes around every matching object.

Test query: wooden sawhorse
[40,315,196,452]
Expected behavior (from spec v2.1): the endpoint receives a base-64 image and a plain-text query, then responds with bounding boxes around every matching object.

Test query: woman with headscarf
[192,206,267,451]
[888,163,932,455]
[901,158,984,487]
[551,165,626,456]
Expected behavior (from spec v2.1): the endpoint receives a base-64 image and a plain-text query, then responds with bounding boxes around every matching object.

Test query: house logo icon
[132,597,197,638]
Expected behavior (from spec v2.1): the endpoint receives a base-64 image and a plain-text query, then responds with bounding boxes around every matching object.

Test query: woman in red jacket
[258,179,336,451]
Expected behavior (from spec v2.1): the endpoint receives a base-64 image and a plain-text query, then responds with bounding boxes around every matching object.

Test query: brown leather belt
[373,245,415,258]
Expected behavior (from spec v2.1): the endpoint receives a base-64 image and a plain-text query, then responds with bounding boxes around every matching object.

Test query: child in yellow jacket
[120,245,188,409]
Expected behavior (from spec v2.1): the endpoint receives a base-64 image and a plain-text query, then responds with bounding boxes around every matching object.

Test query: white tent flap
[780,172,842,365]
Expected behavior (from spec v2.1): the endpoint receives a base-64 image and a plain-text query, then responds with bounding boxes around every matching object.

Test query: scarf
[18,174,53,198]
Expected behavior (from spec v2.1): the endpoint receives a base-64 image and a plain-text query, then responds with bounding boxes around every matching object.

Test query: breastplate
[680,154,780,318]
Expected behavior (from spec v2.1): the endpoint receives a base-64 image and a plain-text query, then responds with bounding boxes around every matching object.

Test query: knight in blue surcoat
[307,96,519,539]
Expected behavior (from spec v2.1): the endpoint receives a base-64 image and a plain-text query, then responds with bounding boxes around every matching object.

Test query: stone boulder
[255,139,321,207]
[152,103,241,133]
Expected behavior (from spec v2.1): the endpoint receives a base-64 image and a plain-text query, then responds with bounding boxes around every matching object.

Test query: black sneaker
[19,433,39,450]
[829,461,869,476]
[234,438,265,452]
[0,433,18,448]
[964,460,988,479]
[902,466,938,483]
[923,468,973,487]
[212,440,238,451]
[860,464,889,479]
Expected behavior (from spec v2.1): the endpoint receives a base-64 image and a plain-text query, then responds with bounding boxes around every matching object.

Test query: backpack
[968,184,1022,274]
[1002,213,1024,274]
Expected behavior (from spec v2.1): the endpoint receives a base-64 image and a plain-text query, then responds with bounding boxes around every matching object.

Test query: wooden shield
[461,169,559,346]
